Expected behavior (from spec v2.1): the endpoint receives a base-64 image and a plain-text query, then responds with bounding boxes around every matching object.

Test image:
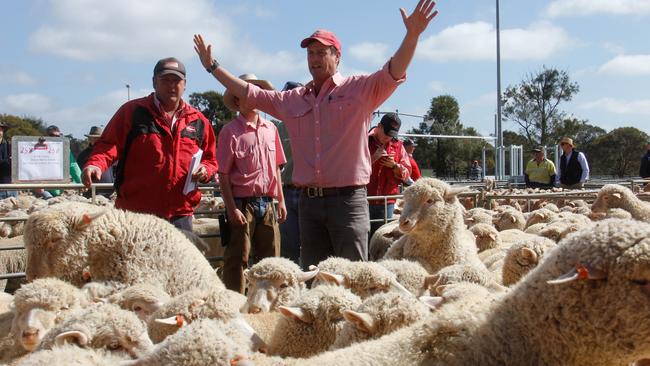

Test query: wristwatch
[206,59,220,73]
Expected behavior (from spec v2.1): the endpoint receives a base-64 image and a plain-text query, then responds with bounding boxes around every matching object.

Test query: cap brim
[300,36,334,49]
[386,130,399,138]
[157,69,186,79]
[85,134,101,138]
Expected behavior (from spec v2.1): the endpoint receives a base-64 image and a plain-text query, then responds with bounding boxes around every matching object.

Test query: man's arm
[389,0,438,80]
[578,152,590,182]
[194,34,249,102]
[275,166,286,224]
[218,173,247,226]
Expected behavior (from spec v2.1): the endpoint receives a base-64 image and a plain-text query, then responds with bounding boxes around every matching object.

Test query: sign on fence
[11,136,71,183]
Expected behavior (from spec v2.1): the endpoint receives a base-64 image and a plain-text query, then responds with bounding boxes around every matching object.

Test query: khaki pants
[222,198,280,294]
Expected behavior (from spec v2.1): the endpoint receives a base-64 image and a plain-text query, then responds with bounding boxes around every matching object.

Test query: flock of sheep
[1,178,650,365]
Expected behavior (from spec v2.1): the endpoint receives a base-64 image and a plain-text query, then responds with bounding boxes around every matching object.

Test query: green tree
[187,91,234,137]
[551,117,605,147]
[589,127,649,177]
[502,66,579,146]
[425,95,463,178]
[0,114,47,138]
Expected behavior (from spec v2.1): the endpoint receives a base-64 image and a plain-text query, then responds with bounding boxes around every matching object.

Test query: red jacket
[409,155,421,180]
[367,134,410,204]
[86,93,218,219]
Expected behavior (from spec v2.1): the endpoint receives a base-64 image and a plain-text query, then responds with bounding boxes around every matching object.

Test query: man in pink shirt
[217,73,287,293]
[194,0,438,269]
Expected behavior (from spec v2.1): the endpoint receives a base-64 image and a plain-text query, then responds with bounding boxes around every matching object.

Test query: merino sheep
[377,259,429,295]
[383,178,486,274]
[463,208,493,228]
[13,344,127,366]
[315,261,410,299]
[523,207,558,228]
[104,283,171,320]
[468,223,501,252]
[369,220,402,261]
[11,278,90,351]
[122,319,249,366]
[501,237,556,286]
[244,257,318,313]
[589,207,633,221]
[23,202,224,296]
[272,218,650,366]
[267,285,361,358]
[37,303,153,359]
[423,264,506,295]
[147,288,247,344]
[331,292,431,350]
[591,184,650,222]
[492,208,526,231]
[309,257,352,287]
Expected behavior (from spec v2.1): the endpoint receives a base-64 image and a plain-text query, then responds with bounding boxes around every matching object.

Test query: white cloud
[580,97,650,115]
[28,0,303,78]
[602,42,625,55]
[429,81,444,93]
[0,70,37,85]
[599,55,650,76]
[0,93,52,114]
[546,0,650,17]
[418,21,570,62]
[349,42,390,66]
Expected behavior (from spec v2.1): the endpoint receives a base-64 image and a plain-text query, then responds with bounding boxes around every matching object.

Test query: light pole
[126,84,131,101]
[495,0,503,180]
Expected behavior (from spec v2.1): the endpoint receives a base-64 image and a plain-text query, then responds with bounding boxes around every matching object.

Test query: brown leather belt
[302,185,365,198]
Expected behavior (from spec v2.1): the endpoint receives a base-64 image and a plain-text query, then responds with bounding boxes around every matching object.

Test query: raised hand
[400,0,438,37]
[193,34,213,70]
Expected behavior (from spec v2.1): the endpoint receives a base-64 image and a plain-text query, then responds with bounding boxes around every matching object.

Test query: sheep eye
[631,279,649,286]
[279,283,289,289]
[107,341,122,350]
[133,305,143,312]
[426,198,434,204]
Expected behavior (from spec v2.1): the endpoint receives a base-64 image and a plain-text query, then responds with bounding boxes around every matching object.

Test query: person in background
[276,81,304,265]
[524,146,556,189]
[0,121,17,199]
[82,57,218,231]
[640,139,650,179]
[76,126,114,198]
[469,160,482,181]
[403,138,420,185]
[34,125,82,199]
[194,0,438,269]
[556,137,589,189]
[367,113,411,238]
[217,73,286,294]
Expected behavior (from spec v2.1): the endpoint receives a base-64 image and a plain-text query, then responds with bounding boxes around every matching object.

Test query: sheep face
[398,178,464,234]
[244,258,318,313]
[11,307,58,351]
[591,184,630,213]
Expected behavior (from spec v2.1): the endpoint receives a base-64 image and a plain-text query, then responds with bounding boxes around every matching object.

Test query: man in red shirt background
[367,113,411,237]
[403,138,421,185]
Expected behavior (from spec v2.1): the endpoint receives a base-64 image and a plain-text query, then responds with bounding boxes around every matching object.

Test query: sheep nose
[22,328,40,345]
[248,305,262,314]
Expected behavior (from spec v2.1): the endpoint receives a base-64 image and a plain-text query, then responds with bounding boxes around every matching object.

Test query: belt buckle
[306,187,323,198]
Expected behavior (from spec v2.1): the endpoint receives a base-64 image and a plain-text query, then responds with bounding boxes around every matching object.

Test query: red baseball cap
[300,29,341,53]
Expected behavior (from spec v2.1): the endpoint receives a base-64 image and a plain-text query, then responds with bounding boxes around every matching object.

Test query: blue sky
[0,0,648,139]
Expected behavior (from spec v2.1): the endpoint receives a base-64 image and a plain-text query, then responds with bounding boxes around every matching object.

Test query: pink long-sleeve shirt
[243,61,405,188]
[217,114,286,198]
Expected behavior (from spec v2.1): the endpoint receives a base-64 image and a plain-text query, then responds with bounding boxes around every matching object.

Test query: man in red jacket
[403,138,421,184]
[82,57,218,231]
[367,113,411,237]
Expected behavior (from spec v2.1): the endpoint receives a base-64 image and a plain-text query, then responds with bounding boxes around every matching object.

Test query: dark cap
[153,57,186,79]
[403,138,416,147]
[85,126,103,138]
[531,146,544,153]
[379,113,401,139]
[282,81,303,92]
[0,121,9,130]
[46,125,61,137]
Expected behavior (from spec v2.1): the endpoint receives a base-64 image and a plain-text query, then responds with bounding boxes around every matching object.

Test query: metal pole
[496,0,503,180]
[126,84,131,101]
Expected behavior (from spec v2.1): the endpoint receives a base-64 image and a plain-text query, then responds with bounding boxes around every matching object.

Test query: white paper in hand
[183,149,203,195]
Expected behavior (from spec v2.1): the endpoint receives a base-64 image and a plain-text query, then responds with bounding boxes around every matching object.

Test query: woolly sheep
[330,292,431,350]
[23,202,224,296]
[11,278,90,351]
[383,178,486,274]
[242,311,283,346]
[0,243,26,292]
[104,283,171,320]
[591,184,650,222]
[315,261,410,299]
[37,303,153,359]
[369,220,402,261]
[309,257,352,287]
[589,207,633,221]
[422,264,506,295]
[501,237,556,286]
[492,208,526,231]
[468,223,501,252]
[244,257,318,313]
[267,285,361,358]
[122,318,249,366]
[523,207,558,228]
[269,219,650,365]
[377,259,429,295]
[463,208,493,228]
[13,344,127,366]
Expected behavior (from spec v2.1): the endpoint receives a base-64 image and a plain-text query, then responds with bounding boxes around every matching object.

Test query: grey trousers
[298,187,369,270]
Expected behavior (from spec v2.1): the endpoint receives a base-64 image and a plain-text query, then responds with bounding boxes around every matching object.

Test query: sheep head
[591,184,634,213]
[244,257,318,313]
[398,178,465,234]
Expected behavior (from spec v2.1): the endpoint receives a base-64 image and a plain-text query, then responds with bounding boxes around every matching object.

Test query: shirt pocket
[284,102,313,138]
[326,96,358,137]
[234,143,260,175]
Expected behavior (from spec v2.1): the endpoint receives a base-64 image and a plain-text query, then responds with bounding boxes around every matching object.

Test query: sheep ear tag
[547,262,607,285]
[74,211,106,230]
[154,314,185,327]
[54,330,89,347]
[278,306,313,324]
[342,310,377,334]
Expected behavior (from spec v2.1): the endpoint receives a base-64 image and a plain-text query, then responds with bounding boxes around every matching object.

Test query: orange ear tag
[575,262,589,280]
[82,270,91,282]
[175,314,184,327]
[82,214,92,225]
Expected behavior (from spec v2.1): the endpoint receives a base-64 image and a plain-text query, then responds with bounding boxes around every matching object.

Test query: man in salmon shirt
[217,73,287,293]
[367,113,411,238]
[82,57,218,231]
[193,0,438,269]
